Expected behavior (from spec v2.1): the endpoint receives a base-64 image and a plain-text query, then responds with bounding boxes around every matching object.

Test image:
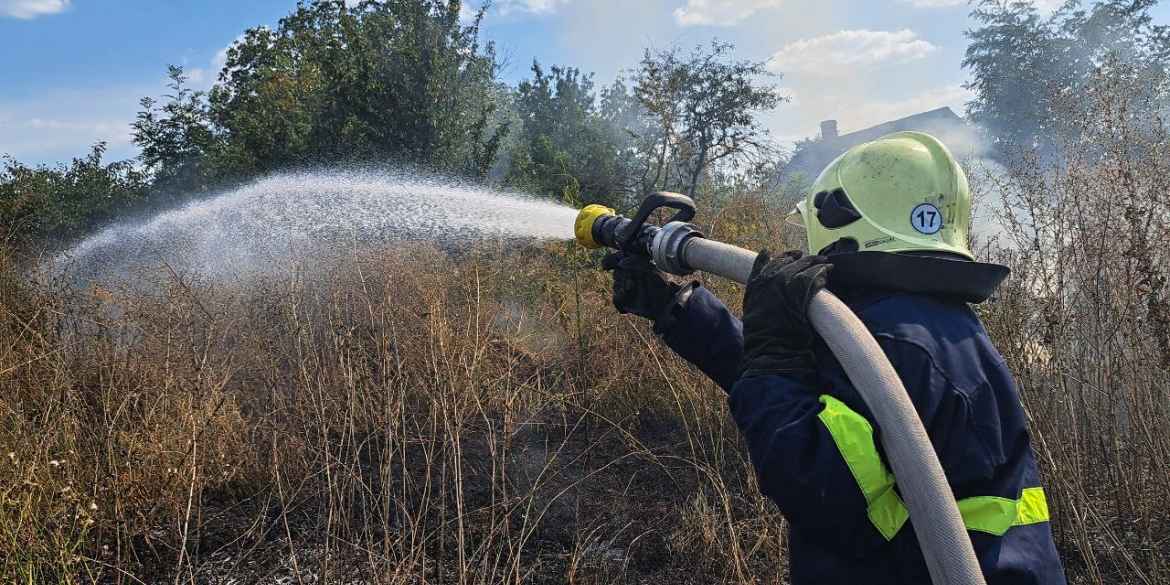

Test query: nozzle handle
[618,192,696,248]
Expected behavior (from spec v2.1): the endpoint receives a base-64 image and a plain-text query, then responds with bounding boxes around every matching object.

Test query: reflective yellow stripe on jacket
[816,395,1050,540]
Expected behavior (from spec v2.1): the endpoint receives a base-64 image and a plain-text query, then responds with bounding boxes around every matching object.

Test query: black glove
[601,252,694,333]
[739,249,833,379]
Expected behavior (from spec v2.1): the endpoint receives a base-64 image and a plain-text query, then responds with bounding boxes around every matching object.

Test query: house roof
[783,107,988,180]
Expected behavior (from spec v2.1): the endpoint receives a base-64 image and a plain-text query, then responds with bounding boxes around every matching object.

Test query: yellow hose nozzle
[574,204,615,249]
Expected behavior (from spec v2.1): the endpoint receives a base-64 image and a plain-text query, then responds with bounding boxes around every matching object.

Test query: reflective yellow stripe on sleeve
[816,395,1051,540]
[1015,487,1050,525]
[817,395,910,540]
[959,488,1051,536]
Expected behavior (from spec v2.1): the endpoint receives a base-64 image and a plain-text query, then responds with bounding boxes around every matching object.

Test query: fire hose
[574,192,987,585]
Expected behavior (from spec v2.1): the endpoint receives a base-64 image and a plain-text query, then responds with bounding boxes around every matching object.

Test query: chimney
[820,119,838,142]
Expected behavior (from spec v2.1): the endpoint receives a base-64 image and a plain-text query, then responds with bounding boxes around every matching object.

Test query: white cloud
[897,0,1062,12]
[460,3,476,23]
[185,68,209,86]
[494,0,567,16]
[1028,0,1064,13]
[775,86,799,106]
[769,29,937,75]
[895,0,963,7]
[673,0,782,26]
[211,45,231,76]
[27,117,128,136]
[767,83,982,156]
[0,0,68,19]
[186,36,242,89]
[0,85,148,165]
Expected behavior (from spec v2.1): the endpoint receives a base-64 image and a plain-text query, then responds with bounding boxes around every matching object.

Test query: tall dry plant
[1,228,792,584]
[975,57,1170,584]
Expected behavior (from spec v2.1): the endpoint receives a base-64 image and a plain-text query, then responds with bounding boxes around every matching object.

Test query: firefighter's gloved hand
[602,252,694,334]
[739,249,832,378]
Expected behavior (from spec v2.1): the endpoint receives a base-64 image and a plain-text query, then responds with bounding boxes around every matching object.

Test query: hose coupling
[652,222,704,276]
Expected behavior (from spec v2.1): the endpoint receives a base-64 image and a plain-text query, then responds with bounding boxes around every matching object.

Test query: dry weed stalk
[974,58,1170,584]
[1,231,785,584]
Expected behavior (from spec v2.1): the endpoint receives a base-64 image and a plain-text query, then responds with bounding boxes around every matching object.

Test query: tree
[505,61,624,206]
[630,41,783,198]
[598,75,666,203]
[964,0,1170,153]
[963,1,1061,151]
[1,143,147,243]
[205,25,319,177]
[209,0,509,177]
[132,66,219,195]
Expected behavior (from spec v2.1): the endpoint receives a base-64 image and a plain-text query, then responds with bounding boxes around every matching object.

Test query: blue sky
[2,0,1166,167]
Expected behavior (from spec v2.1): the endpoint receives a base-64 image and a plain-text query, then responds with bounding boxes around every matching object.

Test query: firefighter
[602,132,1066,584]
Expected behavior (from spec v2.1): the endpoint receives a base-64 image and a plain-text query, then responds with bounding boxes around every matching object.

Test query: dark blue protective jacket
[662,285,1066,585]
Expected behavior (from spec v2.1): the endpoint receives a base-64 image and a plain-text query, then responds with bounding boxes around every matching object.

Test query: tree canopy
[132,0,509,187]
[630,41,782,198]
[4,1,787,243]
[501,41,781,208]
[505,62,625,207]
[1,143,146,243]
[964,0,1170,152]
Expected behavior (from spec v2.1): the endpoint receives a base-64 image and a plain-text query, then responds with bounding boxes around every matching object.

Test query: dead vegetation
[0,193,797,585]
[972,59,1170,584]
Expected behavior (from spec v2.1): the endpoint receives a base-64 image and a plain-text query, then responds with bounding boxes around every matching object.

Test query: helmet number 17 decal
[911,203,942,235]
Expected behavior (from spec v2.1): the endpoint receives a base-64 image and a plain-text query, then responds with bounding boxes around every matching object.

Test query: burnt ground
[91,408,785,585]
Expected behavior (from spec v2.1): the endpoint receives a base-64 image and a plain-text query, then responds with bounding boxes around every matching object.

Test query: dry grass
[0,191,794,584]
[971,59,1170,584]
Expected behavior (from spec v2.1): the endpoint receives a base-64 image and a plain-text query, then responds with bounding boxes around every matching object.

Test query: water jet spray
[54,169,581,285]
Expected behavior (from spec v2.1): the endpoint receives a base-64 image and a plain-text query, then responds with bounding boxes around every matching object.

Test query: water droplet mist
[57,169,581,284]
